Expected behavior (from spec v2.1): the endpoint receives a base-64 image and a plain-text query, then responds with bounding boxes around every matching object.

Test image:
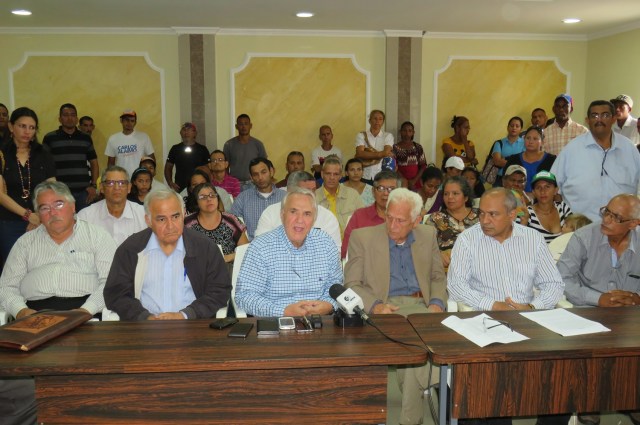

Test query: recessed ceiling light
[296,12,314,18]
[562,18,581,24]
[11,9,32,16]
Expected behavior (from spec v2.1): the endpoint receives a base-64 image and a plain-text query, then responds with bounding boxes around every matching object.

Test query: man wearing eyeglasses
[0,181,117,425]
[77,165,146,245]
[555,193,640,425]
[551,100,640,222]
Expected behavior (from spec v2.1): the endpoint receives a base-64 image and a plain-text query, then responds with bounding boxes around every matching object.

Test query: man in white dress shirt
[254,171,341,250]
[0,181,117,425]
[77,166,146,245]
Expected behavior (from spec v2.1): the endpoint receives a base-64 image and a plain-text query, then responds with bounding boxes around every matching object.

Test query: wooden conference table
[408,307,640,425]
[0,315,426,424]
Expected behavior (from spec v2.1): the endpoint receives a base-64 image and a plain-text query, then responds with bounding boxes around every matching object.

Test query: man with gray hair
[0,180,117,425]
[448,187,564,310]
[315,156,363,232]
[104,189,231,320]
[254,170,341,249]
[236,187,342,317]
[77,165,146,245]
[344,187,446,425]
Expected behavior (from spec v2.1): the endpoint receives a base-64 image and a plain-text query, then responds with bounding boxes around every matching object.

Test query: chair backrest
[231,243,250,318]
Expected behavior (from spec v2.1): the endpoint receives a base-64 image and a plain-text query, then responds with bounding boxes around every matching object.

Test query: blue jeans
[0,219,28,264]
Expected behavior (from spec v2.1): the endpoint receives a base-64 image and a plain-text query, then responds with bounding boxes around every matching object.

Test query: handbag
[480,139,502,185]
[360,132,382,168]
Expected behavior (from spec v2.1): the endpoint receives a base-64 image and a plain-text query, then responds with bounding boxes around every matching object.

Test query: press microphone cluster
[329,284,371,327]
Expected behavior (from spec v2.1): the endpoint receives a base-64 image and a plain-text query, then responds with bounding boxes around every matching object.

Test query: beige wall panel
[234,57,366,180]
[435,59,566,168]
[13,56,162,172]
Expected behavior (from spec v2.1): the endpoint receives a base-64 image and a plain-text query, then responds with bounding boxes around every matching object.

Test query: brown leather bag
[361,131,381,167]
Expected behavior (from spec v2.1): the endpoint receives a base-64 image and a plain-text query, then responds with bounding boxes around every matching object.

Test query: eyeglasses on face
[599,206,634,224]
[103,180,129,187]
[374,185,396,193]
[589,112,613,120]
[210,158,226,163]
[197,193,218,200]
[38,200,66,214]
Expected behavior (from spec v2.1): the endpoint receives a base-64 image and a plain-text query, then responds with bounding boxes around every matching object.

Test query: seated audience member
[104,189,231,321]
[425,176,479,269]
[315,156,364,233]
[419,166,444,214]
[551,99,640,222]
[342,158,374,206]
[502,165,530,224]
[128,167,153,206]
[505,126,556,193]
[139,156,168,192]
[393,121,428,190]
[442,115,478,167]
[77,165,147,245]
[184,182,248,263]
[443,156,464,177]
[311,125,343,179]
[182,169,232,213]
[197,149,241,198]
[448,188,564,312]
[556,194,640,425]
[235,187,342,317]
[548,214,591,261]
[490,116,525,187]
[461,166,484,205]
[526,171,572,244]
[0,180,117,425]
[231,157,286,240]
[344,188,446,425]
[275,151,305,188]
[341,171,400,258]
[255,171,340,250]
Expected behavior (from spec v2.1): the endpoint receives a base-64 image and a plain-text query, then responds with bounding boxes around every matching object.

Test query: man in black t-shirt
[164,122,210,192]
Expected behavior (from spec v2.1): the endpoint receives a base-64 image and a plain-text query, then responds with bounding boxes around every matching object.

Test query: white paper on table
[441,313,529,348]
[519,308,610,337]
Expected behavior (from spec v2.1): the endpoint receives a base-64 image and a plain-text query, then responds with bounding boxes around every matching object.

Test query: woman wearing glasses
[184,182,248,263]
[504,126,556,194]
[424,176,479,269]
[0,107,56,262]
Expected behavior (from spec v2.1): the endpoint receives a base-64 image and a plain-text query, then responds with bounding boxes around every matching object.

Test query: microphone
[329,284,370,326]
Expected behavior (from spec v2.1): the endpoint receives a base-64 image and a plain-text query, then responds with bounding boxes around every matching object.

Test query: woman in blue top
[504,126,556,194]
[491,116,524,186]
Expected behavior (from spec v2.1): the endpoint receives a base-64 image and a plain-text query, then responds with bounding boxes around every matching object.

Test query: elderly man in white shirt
[77,165,147,245]
[254,171,341,250]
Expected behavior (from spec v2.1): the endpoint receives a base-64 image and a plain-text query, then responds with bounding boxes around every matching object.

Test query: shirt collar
[144,232,185,255]
[388,230,416,249]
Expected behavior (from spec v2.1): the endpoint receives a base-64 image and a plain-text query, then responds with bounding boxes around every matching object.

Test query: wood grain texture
[0,315,425,424]
[408,307,640,419]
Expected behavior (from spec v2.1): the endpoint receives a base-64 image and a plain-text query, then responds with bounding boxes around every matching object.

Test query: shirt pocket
[66,251,97,276]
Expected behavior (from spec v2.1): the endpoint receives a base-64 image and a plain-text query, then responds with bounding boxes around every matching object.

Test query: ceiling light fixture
[562,18,581,24]
[296,12,314,18]
[11,9,32,16]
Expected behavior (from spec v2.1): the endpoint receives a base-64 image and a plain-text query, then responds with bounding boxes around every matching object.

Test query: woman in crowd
[0,107,56,261]
[489,116,525,186]
[441,115,478,168]
[419,166,444,215]
[462,166,484,204]
[505,126,556,193]
[393,121,427,190]
[424,176,479,269]
[342,158,374,206]
[0,103,9,143]
[181,169,211,214]
[184,182,248,263]
[127,167,153,205]
[527,171,572,244]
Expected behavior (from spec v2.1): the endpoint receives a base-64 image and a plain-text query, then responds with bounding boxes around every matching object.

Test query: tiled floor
[385,368,636,425]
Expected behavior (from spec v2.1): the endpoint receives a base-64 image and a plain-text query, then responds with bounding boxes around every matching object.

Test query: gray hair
[101,165,130,183]
[373,170,402,187]
[322,156,342,169]
[287,171,315,190]
[610,194,640,219]
[33,181,75,211]
[143,189,184,216]
[481,187,517,212]
[386,188,423,221]
[280,186,318,220]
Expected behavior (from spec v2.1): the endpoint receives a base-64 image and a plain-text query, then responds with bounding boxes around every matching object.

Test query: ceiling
[1,0,639,39]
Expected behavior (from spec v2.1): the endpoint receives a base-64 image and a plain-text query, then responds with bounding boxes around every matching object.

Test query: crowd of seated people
[1,94,640,425]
